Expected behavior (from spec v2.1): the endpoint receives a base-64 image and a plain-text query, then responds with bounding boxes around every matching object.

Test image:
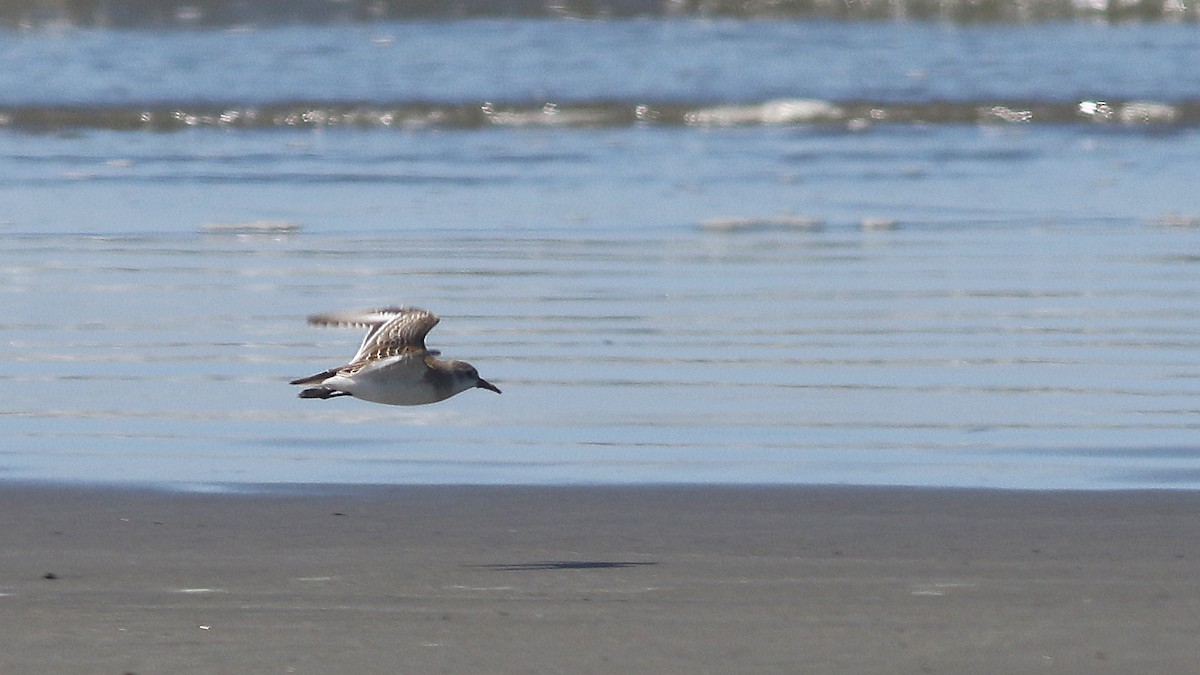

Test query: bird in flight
[290,306,500,405]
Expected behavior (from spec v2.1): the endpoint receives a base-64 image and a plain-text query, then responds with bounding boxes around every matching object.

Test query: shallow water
[4,20,1200,489]
[7,202,1200,489]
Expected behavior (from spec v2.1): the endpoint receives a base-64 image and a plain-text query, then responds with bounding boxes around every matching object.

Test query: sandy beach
[2,484,1199,674]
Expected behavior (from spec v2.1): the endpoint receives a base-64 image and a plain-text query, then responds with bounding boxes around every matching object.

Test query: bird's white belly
[335,374,447,406]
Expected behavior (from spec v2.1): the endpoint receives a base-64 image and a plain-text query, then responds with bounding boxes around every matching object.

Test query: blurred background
[4,0,1200,490]
[3,0,1198,24]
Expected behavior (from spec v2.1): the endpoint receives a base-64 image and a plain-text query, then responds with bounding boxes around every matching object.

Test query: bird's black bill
[477,378,502,394]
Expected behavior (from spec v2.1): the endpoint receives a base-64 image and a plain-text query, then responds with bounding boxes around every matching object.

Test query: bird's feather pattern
[306,306,439,364]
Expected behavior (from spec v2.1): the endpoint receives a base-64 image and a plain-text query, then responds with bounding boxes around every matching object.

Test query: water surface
[4,19,1200,489]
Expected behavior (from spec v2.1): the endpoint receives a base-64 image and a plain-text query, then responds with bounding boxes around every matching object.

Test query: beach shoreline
[2,483,1199,673]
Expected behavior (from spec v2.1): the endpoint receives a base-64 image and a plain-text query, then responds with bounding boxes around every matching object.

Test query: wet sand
[2,484,1199,674]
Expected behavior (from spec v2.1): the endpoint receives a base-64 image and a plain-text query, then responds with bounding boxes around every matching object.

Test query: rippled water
[7,189,1200,489]
[4,19,1200,489]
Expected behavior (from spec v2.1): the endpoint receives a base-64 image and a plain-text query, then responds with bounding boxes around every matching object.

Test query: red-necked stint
[290,306,500,405]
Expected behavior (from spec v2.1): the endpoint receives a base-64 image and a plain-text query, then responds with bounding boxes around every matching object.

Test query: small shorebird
[290,306,501,405]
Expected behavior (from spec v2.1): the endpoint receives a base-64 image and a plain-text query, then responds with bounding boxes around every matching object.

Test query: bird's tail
[289,368,340,386]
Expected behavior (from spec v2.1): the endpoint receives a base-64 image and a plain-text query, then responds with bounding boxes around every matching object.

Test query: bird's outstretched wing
[306,306,440,364]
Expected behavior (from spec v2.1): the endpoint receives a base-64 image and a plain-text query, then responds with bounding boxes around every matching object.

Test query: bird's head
[449,361,501,395]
